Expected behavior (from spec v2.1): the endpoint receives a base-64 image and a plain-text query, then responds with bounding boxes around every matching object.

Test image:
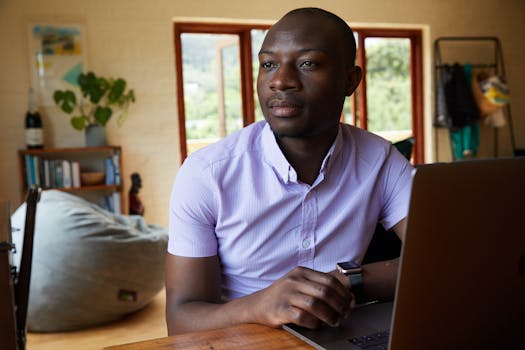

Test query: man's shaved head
[257,7,362,140]
[278,7,357,68]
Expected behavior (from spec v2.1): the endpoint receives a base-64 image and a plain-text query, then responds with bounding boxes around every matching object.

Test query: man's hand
[166,255,352,334]
[247,266,352,329]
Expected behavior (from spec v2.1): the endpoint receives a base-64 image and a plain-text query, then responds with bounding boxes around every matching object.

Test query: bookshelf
[18,146,124,214]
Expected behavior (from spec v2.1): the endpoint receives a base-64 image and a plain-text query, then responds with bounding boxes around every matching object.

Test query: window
[174,23,424,163]
[174,23,269,158]
[354,29,424,163]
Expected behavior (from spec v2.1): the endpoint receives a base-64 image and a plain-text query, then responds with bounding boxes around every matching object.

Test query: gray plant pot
[85,125,107,147]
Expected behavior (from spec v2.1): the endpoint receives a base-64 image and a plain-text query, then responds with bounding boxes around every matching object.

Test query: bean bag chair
[10,190,168,332]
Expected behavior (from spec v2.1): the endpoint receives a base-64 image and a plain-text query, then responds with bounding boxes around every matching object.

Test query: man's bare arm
[361,218,406,300]
[165,254,228,334]
[165,253,352,335]
[332,218,406,302]
[391,218,406,241]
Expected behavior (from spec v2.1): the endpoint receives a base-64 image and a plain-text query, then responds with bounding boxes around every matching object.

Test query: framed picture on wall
[27,22,88,106]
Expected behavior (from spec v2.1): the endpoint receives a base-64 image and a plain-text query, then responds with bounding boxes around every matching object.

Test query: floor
[27,289,167,350]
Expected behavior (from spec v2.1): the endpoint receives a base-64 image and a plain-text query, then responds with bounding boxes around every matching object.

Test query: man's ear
[345,66,362,96]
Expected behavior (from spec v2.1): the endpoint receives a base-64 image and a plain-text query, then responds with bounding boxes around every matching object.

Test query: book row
[23,153,121,189]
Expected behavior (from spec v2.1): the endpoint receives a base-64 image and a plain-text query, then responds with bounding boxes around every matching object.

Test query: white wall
[1,0,524,226]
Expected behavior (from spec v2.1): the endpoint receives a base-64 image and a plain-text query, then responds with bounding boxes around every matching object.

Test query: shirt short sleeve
[378,146,414,230]
[168,155,218,257]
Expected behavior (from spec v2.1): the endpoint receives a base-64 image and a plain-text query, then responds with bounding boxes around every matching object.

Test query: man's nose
[269,64,301,91]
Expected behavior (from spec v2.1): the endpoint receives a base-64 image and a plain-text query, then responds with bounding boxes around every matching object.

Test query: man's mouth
[267,98,303,117]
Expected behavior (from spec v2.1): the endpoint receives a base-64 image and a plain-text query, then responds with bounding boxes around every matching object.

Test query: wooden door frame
[354,28,424,164]
[173,22,269,161]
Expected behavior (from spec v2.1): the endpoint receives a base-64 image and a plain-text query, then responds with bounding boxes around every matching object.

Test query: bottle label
[26,128,43,146]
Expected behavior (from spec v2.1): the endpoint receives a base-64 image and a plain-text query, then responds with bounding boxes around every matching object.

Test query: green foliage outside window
[365,38,411,133]
[182,34,242,141]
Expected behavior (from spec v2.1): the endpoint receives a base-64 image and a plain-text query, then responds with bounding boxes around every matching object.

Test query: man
[166,7,413,335]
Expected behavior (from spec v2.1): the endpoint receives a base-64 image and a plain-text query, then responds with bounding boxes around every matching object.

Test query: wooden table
[104,323,313,350]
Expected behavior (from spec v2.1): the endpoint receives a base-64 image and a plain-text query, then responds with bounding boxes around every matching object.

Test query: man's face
[257,14,359,139]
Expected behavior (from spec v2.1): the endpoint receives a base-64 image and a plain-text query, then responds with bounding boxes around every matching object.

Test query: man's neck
[276,128,338,185]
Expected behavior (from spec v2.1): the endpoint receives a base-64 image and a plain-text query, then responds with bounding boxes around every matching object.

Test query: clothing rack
[433,36,516,161]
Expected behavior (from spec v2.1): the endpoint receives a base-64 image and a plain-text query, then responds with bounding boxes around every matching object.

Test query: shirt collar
[320,125,344,174]
[261,123,345,185]
[261,123,292,182]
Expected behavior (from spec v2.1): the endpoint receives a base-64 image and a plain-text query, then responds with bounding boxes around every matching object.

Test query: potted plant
[53,71,136,146]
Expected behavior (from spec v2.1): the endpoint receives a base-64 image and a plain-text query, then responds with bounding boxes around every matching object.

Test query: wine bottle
[25,88,44,149]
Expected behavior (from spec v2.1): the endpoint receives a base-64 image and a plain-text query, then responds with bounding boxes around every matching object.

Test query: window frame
[174,22,424,163]
[174,22,270,160]
[355,28,424,163]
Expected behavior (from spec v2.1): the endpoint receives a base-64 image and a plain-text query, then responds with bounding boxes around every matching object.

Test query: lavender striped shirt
[168,121,413,299]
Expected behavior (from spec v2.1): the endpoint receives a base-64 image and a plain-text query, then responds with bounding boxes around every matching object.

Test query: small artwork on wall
[28,22,88,106]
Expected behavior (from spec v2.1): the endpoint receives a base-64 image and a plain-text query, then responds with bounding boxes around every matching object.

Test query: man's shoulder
[337,123,407,172]
[340,123,392,153]
[184,121,266,169]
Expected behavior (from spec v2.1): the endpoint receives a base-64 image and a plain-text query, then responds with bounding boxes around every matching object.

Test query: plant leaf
[116,110,128,127]
[65,90,77,104]
[78,71,108,104]
[108,79,126,103]
[53,90,76,114]
[71,116,87,130]
[53,90,64,104]
[78,72,95,97]
[89,77,109,104]
[94,106,112,126]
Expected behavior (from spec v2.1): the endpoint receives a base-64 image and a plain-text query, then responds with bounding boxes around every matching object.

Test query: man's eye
[261,62,277,69]
[299,60,316,68]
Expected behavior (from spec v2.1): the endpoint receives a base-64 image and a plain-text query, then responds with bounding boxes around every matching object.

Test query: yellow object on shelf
[80,172,105,186]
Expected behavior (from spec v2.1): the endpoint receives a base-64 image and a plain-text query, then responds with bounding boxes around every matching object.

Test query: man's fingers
[286,305,322,329]
[286,267,351,326]
[295,267,351,308]
[289,290,346,327]
[299,267,351,299]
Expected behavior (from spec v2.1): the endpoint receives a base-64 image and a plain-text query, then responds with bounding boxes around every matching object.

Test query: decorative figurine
[129,172,145,216]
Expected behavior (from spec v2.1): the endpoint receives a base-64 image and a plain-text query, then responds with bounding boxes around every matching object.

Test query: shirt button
[302,239,311,249]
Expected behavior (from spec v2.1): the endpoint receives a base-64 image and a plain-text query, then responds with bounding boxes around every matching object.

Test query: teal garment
[450,64,480,160]
[463,63,473,83]
[450,123,480,159]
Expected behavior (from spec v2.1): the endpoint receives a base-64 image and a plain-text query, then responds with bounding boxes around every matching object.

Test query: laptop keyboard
[348,330,390,349]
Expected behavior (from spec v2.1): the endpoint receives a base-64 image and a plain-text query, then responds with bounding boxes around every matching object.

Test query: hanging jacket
[444,63,480,128]
[435,65,453,128]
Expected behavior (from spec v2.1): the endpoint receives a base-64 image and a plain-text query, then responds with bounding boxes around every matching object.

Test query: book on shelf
[54,162,63,188]
[33,156,41,186]
[23,154,42,187]
[113,150,121,186]
[104,194,114,213]
[71,161,81,188]
[62,160,72,188]
[28,155,38,186]
[43,159,51,188]
[112,192,121,215]
[24,155,32,187]
[104,192,122,214]
[105,157,115,185]
[49,159,56,188]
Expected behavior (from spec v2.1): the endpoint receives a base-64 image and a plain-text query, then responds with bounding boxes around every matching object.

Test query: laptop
[284,157,525,349]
